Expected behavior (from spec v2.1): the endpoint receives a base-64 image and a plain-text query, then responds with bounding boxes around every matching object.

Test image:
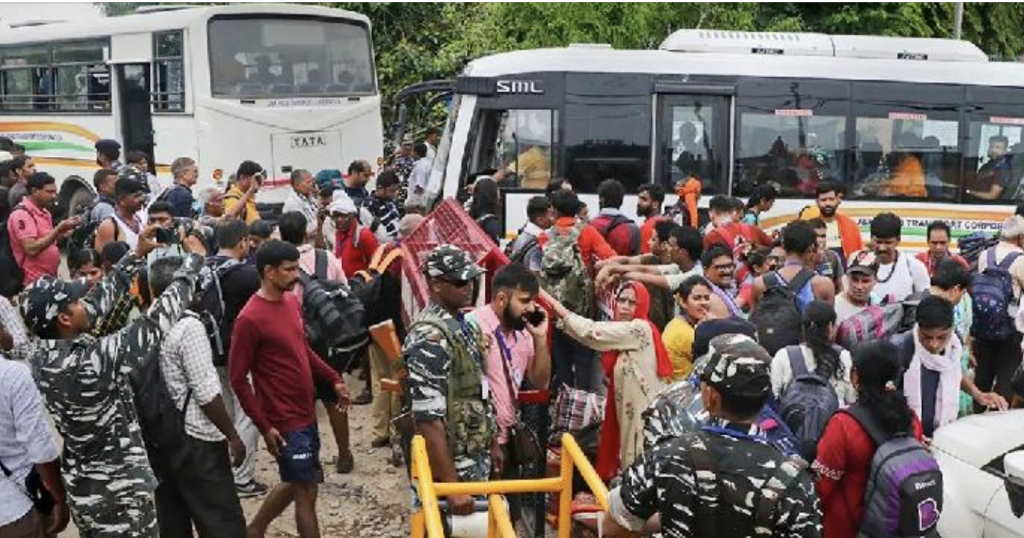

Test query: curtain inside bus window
[734,79,849,198]
[849,82,962,202]
[208,17,374,99]
[467,108,556,192]
[963,87,1024,203]
[564,74,651,195]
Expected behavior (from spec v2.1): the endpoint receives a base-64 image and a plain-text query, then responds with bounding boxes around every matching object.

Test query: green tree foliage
[99,3,1024,132]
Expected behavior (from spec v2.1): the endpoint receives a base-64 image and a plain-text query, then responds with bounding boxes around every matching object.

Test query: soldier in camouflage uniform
[604,334,822,538]
[20,229,204,538]
[401,244,497,516]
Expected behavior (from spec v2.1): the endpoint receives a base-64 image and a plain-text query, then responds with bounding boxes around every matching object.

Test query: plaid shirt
[0,297,32,361]
[159,313,224,442]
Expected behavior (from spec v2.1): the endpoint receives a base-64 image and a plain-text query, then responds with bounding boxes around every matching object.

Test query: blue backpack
[777,345,840,462]
[971,247,1021,341]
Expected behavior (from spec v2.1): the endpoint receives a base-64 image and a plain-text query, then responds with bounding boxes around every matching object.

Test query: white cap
[328,193,357,215]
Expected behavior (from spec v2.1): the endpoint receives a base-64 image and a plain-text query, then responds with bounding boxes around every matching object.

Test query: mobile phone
[526,309,546,327]
[153,227,175,244]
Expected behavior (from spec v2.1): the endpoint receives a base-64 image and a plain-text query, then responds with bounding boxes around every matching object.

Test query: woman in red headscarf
[542,282,674,480]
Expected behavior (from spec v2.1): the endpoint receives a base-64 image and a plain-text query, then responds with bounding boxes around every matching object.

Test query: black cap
[94,139,121,154]
[692,317,758,361]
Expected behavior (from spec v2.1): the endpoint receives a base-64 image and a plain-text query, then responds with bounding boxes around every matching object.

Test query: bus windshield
[208,16,375,99]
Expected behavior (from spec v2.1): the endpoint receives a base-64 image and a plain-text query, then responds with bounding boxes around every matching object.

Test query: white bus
[433,30,1024,249]
[0,3,381,218]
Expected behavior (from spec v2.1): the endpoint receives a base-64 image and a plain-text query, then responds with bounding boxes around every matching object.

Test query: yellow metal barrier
[410,433,609,538]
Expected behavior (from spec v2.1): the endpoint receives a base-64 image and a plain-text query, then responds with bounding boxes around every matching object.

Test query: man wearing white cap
[329,193,379,279]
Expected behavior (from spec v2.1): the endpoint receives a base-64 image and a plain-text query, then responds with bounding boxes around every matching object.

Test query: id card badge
[481,377,490,401]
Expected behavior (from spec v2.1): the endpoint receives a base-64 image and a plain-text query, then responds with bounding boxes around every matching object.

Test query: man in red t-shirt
[330,193,379,278]
[702,195,772,252]
[916,220,969,276]
[589,179,641,257]
[8,172,80,287]
[636,183,667,255]
[230,240,350,538]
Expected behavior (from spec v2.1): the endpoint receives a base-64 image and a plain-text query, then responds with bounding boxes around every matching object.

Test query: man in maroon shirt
[229,240,350,538]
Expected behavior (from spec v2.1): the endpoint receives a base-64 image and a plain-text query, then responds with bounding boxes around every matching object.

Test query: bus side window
[668,105,716,193]
[53,41,109,112]
[469,108,556,192]
[733,79,848,198]
[963,121,1023,202]
[850,116,960,202]
[153,31,185,112]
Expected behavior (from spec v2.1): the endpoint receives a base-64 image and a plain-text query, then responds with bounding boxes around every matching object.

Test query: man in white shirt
[150,256,247,537]
[282,169,322,245]
[974,215,1024,405]
[0,317,68,536]
[406,143,433,209]
[851,212,929,303]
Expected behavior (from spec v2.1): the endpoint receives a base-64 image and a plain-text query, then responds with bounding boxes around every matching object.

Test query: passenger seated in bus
[965,135,1013,200]
[673,122,708,179]
[493,145,551,190]
[877,149,927,198]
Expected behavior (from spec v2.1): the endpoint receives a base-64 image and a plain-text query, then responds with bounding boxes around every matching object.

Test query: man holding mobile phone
[467,263,550,521]
[224,161,263,224]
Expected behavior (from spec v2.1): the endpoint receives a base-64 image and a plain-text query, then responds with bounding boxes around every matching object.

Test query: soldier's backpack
[971,247,1021,341]
[129,317,192,460]
[750,269,814,356]
[539,223,594,317]
[843,403,943,538]
[778,345,840,462]
[299,249,367,357]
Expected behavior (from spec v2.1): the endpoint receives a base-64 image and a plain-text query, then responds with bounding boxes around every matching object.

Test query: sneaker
[236,480,268,498]
[335,453,354,474]
[353,389,372,406]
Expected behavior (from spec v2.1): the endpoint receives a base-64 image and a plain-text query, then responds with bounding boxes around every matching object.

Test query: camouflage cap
[699,333,771,399]
[20,276,90,336]
[118,165,150,193]
[424,244,484,281]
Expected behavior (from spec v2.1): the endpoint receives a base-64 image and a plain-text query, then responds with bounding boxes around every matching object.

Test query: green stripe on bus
[18,141,94,153]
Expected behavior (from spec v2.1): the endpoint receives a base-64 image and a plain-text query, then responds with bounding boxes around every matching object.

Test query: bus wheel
[66,186,94,220]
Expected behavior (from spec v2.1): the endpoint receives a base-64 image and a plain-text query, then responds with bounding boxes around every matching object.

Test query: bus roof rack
[660,29,988,63]
[136,5,197,14]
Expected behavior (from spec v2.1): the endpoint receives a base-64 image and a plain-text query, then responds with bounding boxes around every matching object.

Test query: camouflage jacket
[402,303,496,483]
[29,252,203,537]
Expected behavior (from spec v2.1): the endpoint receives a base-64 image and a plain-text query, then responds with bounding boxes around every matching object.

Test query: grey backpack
[778,345,840,461]
[845,404,943,538]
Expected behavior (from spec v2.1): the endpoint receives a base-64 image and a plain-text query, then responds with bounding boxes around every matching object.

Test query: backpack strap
[786,345,808,377]
[897,332,916,377]
[841,403,890,447]
[998,250,1022,271]
[715,225,737,250]
[314,249,328,281]
[763,272,781,290]
[786,268,815,295]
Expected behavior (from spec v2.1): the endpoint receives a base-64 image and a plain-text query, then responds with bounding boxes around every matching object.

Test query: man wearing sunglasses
[402,244,497,518]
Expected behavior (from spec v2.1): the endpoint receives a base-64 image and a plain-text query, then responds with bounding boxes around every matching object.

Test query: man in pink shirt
[8,172,80,287]
[277,210,355,474]
[469,263,550,493]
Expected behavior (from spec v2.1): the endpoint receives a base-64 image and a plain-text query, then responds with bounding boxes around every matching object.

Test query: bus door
[115,64,155,170]
[654,88,732,200]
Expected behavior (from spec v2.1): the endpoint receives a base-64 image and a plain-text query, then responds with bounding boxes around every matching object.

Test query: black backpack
[0,207,25,298]
[299,249,368,357]
[196,258,247,367]
[129,317,192,461]
[751,269,815,356]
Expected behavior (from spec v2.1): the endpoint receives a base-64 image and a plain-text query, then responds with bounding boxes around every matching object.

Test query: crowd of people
[2,123,1024,538]
[0,133,434,538]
